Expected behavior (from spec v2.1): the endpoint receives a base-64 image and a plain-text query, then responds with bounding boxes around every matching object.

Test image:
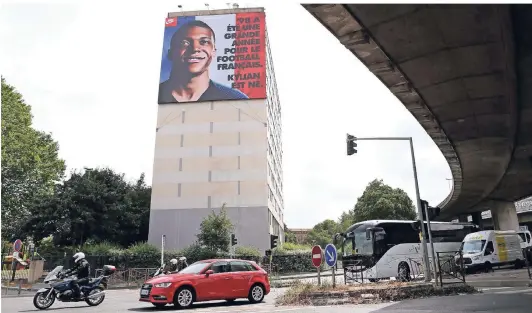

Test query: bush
[48,241,321,274]
[123,242,161,268]
[234,246,261,257]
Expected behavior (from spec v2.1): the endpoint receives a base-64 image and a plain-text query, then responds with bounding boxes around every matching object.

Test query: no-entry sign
[13,239,23,252]
[311,245,323,268]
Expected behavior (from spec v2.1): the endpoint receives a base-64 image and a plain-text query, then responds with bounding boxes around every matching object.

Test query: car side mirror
[205,270,214,277]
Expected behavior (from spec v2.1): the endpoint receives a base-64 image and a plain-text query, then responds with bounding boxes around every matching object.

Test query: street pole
[354,136,432,282]
[424,203,439,285]
[408,138,432,282]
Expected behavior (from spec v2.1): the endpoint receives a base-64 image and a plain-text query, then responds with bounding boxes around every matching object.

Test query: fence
[436,251,466,287]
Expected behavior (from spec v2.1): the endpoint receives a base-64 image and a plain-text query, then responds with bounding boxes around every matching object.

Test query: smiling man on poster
[158,20,249,103]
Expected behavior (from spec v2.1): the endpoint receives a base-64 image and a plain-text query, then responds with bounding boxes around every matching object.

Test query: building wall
[149,100,272,251]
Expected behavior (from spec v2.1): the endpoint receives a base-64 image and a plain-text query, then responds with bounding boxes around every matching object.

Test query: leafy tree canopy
[339,179,417,231]
[1,78,66,240]
[22,167,151,247]
[196,204,234,253]
[305,219,340,248]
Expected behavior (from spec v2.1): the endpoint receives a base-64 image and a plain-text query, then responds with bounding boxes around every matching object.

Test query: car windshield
[518,233,526,243]
[462,240,486,254]
[178,262,209,274]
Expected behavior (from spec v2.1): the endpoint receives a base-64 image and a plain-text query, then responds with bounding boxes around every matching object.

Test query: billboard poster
[158,12,267,104]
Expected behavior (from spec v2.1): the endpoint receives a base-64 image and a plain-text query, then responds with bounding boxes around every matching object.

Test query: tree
[283,224,297,243]
[305,219,340,248]
[22,167,151,247]
[347,179,416,225]
[1,78,66,240]
[196,204,234,253]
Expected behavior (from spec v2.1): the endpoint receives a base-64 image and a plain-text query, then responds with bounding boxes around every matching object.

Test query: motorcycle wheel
[33,289,55,310]
[85,287,105,306]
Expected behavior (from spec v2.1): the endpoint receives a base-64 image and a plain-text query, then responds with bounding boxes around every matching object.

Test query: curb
[467,280,532,288]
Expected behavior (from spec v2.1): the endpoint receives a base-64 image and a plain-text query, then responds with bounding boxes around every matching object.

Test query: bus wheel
[397,262,411,282]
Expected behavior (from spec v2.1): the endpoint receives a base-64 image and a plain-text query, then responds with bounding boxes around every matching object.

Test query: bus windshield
[344,224,374,255]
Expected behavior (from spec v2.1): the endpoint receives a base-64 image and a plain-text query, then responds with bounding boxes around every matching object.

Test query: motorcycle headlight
[154,282,172,288]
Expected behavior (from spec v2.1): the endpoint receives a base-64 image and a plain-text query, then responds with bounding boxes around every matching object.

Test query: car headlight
[473,256,481,261]
[154,282,172,288]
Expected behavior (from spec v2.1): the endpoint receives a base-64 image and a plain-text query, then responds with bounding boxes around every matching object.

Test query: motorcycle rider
[164,258,179,273]
[178,256,188,271]
[60,252,90,300]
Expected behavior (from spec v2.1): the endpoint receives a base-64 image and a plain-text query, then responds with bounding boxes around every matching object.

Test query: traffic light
[346,133,357,155]
[231,234,237,246]
[270,234,279,249]
[265,249,272,257]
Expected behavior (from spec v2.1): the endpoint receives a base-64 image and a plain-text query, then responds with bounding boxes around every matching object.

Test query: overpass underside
[303,4,532,229]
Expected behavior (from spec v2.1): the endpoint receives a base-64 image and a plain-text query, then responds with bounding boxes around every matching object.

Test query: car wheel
[248,284,265,304]
[173,286,194,309]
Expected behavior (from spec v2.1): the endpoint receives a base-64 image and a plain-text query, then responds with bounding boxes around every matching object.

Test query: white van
[459,230,524,272]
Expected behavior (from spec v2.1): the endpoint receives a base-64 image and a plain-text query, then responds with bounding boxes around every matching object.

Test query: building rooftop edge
[168,7,265,18]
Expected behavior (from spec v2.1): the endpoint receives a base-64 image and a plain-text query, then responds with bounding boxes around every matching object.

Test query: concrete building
[148,8,284,253]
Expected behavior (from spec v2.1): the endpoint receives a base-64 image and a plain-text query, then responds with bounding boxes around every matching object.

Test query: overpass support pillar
[471,212,483,230]
[490,201,519,231]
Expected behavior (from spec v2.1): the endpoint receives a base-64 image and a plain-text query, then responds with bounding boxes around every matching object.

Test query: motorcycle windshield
[44,266,64,282]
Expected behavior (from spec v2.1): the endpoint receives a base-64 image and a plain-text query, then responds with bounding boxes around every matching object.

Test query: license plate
[140,289,149,296]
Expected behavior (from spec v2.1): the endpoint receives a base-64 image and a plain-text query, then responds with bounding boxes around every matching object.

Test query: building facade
[148,7,284,253]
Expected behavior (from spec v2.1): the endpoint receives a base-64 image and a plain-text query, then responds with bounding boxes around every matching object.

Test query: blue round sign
[324,244,337,267]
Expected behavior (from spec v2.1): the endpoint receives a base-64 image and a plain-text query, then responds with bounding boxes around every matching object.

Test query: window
[484,241,494,255]
[209,261,230,273]
[230,261,256,272]
[178,262,209,274]
[527,233,531,243]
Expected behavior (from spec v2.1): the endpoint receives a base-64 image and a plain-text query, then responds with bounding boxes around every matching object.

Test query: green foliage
[83,242,122,256]
[22,167,151,247]
[234,246,261,257]
[338,179,416,231]
[274,242,311,254]
[123,242,161,268]
[1,78,66,240]
[305,219,340,248]
[196,204,234,253]
[285,231,297,243]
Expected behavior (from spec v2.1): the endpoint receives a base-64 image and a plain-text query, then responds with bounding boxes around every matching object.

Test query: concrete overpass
[302,4,532,230]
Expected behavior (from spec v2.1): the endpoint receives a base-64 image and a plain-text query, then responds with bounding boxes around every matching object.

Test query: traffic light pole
[353,136,432,282]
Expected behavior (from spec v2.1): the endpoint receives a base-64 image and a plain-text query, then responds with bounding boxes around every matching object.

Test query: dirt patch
[276,281,480,306]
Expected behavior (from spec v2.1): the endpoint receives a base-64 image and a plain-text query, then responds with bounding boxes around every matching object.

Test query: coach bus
[337,219,479,281]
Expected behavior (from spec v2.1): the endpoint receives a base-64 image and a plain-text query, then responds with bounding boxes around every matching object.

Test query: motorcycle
[33,265,116,310]
[150,264,166,277]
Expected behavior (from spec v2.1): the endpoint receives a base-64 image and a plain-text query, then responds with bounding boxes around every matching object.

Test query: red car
[139,259,270,309]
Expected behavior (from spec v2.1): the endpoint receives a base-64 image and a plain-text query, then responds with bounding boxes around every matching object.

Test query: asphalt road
[374,287,532,313]
[0,288,393,313]
[3,286,531,313]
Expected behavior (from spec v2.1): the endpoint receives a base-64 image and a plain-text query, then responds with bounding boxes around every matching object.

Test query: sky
[0,0,453,228]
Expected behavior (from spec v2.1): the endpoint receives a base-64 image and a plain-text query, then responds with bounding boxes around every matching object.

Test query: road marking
[480,287,512,291]
[494,289,532,295]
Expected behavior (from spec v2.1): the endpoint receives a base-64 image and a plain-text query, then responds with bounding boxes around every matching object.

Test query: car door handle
[224,277,231,280]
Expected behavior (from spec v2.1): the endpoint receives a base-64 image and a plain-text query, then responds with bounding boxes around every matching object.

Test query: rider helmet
[72,252,85,264]
[170,258,178,265]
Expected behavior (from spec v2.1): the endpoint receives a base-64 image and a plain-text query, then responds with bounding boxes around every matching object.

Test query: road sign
[324,244,337,267]
[13,239,22,252]
[311,245,323,268]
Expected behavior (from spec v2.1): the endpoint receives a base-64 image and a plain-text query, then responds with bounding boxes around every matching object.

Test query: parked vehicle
[139,259,270,309]
[337,219,479,281]
[517,228,532,261]
[459,230,524,272]
[33,265,116,310]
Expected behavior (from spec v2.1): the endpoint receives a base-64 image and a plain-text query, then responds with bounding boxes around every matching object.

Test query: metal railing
[437,251,466,287]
